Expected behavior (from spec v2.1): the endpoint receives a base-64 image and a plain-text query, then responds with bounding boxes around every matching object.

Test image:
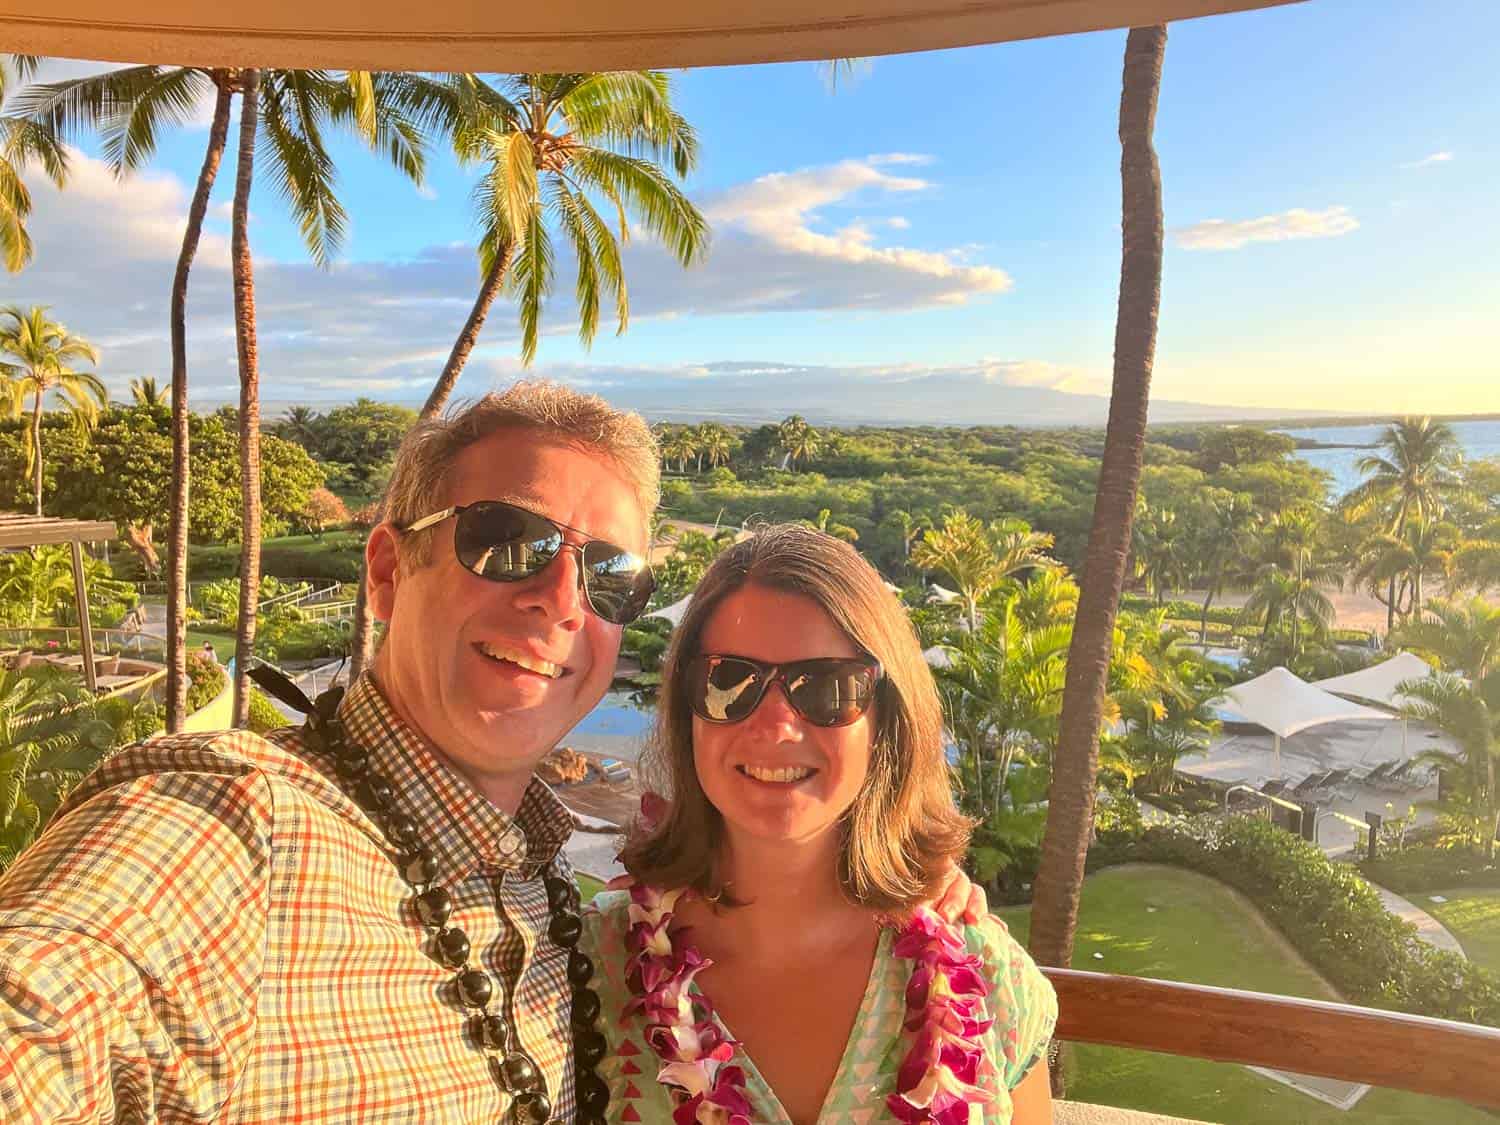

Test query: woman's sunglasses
[402,500,655,626]
[685,654,883,728]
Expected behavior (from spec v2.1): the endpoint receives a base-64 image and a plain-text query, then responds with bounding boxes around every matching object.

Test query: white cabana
[923,645,956,670]
[1212,665,1393,776]
[1313,652,1438,709]
[1315,651,1442,757]
[927,584,962,605]
[643,593,693,628]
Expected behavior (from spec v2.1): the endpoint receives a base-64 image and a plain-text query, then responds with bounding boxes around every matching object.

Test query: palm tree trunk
[1031,23,1167,1033]
[29,388,43,516]
[421,243,514,419]
[231,70,262,729]
[1200,585,1215,646]
[165,77,234,733]
[349,242,518,680]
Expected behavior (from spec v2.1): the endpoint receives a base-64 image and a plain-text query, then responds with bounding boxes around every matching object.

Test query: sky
[1,0,1497,424]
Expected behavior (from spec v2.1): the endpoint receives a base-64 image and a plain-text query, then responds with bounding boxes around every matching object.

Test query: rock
[538,746,590,785]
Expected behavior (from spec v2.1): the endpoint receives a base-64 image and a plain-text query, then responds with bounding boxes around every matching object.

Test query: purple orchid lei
[615,877,994,1125]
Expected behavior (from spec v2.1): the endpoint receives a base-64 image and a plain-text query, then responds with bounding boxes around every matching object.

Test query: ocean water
[1280,419,1500,498]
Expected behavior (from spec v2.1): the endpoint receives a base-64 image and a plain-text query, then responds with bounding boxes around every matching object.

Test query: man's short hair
[383,381,660,569]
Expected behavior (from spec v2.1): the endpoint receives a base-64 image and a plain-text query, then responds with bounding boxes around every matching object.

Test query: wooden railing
[1045,968,1499,1108]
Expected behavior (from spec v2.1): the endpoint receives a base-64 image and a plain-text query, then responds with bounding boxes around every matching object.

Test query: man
[0,383,660,1123]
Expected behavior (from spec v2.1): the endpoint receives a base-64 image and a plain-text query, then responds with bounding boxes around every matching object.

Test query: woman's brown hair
[619,522,971,911]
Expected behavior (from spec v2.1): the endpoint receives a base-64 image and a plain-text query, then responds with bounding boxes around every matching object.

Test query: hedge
[1088,814,1500,1028]
[1359,845,1500,895]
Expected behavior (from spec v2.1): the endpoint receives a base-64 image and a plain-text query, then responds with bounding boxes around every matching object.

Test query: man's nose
[514,546,588,630]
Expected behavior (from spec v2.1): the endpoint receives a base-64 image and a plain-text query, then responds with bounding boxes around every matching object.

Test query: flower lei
[615,877,994,1125]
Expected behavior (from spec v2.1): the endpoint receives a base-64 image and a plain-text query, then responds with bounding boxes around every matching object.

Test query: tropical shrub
[1360,844,1500,894]
[186,652,228,714]
[245,687,288,735]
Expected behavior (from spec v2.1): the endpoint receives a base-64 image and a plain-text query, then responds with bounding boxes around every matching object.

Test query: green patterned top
[580,891,1057,1123]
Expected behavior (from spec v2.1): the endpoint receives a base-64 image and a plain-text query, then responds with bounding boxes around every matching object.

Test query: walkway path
[1367,880,1468,957]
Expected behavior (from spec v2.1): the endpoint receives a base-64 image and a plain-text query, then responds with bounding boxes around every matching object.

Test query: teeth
[480,643,562,679]
[742,764,814,784]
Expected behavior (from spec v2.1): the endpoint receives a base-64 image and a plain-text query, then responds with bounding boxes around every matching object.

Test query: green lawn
[577,873,605,904]
[1424,888,1500,973]
[997,865,1492,1124]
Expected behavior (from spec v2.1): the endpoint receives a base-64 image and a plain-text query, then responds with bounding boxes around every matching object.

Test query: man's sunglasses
[402,500,655,626]
[685,654,883,728]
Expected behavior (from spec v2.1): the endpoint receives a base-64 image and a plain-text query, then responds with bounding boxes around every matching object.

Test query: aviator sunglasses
[402,500,656,625]
[685,654,883,728]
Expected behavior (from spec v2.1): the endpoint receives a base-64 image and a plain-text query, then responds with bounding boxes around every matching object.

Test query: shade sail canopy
[643,593,693,628]
[1313,652,1440,710]
[923,645,956,670]
[0,1,1300,71]
[1212,666,1392,740]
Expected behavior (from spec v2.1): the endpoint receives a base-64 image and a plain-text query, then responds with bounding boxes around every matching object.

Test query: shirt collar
[336,674,574,881]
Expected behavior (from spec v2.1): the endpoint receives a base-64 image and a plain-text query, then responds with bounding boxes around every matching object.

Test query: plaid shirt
[0,674,578,1123]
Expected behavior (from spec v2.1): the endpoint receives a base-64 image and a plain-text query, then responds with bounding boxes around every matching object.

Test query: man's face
[369,429,646,808]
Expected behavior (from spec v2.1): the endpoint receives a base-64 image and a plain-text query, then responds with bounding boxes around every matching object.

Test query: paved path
[1368,880,1467,957]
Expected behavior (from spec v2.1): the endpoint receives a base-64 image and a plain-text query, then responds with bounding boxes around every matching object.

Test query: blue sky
[3,0,1497,422]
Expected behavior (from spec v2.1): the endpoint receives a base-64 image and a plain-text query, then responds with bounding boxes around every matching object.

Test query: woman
[580,524,1056,1124]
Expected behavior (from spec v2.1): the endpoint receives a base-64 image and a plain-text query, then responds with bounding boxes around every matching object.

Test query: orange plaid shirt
[0,675,579,1123]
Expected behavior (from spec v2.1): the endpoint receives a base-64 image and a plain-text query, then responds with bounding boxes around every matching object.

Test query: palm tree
[23,66,428,727]
[1343,416,1462,633]
[1187,489,1257,644]
[699,423,732,469]
[347,71,708,681]
[1448,520,1500,596]
[912,512,1059,633]
[1031,26,1168,1001]
[0,55,68,273]
[1397,599,1500,857]
[20,65,239,730]
[1240,510,1342,660]
[1131,504,1189,605]
[414,71,707,414]
[0,305,104,515]
[128,376,168,408]
[276,404,320,447]
[1352,516,1458,625]
[776,414,821,471]
[1398,671,1498,859]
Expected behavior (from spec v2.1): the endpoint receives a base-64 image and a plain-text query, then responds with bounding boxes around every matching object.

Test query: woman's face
[689,583,875,850]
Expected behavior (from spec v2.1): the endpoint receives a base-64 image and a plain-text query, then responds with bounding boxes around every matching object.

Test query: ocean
[1279,420,1500,498]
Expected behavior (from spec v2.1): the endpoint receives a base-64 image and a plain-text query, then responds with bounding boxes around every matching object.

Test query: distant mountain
[257,364,1336,429]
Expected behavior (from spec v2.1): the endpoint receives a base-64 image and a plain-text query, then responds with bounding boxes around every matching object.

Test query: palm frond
[547,178,601,346]
[569,147,708,265]
[259,71,347,267]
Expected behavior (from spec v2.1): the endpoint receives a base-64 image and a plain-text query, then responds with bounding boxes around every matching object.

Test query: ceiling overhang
[0,1,1301,71]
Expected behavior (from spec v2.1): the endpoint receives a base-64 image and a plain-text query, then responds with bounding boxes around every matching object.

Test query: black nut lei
[249,666,609,1125]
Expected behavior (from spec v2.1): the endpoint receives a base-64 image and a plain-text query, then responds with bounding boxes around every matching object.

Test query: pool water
[568,691,655,738]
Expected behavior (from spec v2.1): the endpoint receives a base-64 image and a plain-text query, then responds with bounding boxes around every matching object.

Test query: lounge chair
[1289,771,1332,799]
[1259,779,1290,799]
[1311,767,1353,801]
[1354,760,1396,787]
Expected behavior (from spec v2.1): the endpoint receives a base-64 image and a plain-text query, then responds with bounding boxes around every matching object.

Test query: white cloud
[0,152,1013,404]
[1173,206,1359,251]
[886,216,911,230]
[867,153,935,167]
[1400,150,1453,169]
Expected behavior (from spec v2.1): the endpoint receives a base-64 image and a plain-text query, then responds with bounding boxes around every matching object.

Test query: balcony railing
[1046,968,1499,1108]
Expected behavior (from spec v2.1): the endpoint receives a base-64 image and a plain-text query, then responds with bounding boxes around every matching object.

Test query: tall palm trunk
[351,242,517,678]
[165,77,234,732]
[421,244,514,418]
[29,388,43,515]
[1030,24,1167,1069]
[231,70,262,728]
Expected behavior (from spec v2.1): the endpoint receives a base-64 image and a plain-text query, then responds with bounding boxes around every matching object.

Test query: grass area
[577,873,605,904]
[189,531,367,582]
[997,865,1493,1124]
[1425,888,1500,973]
[187,630,236,662]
